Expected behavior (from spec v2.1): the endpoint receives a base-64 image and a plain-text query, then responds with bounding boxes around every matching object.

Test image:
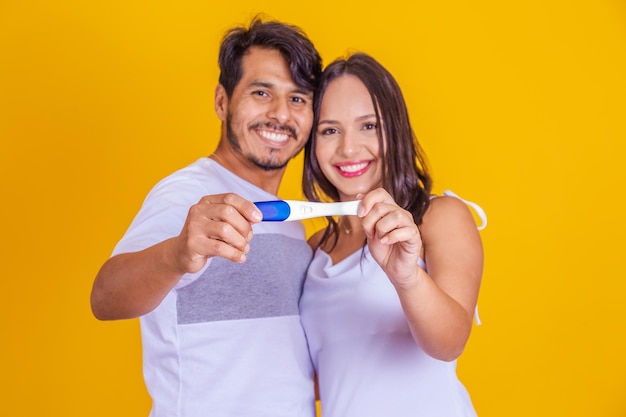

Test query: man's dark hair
[218,16,322,97]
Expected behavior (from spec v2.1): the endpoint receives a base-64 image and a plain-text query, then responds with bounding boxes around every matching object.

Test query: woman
[300,53,486,416]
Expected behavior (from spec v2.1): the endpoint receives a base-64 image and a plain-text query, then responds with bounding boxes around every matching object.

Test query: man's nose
[267,99,291,124]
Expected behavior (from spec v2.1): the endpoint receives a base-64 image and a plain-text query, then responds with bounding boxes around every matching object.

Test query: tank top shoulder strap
[439,189,487,231]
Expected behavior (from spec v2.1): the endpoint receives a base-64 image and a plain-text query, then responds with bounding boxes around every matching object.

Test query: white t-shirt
[113,158,316,417]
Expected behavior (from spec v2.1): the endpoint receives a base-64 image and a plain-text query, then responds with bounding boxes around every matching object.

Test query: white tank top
[299,191,486,417]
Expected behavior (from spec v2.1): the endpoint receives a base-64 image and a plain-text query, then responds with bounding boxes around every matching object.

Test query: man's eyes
[251,91,308,104]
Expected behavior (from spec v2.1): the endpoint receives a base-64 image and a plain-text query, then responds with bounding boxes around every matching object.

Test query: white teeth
[259,130,289,143]
[339,162,368,173]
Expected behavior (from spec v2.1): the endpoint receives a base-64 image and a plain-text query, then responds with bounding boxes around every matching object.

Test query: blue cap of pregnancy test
[253,200,291,221]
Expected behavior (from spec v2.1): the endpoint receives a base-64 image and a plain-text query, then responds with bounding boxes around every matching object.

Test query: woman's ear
[214,84,228,121]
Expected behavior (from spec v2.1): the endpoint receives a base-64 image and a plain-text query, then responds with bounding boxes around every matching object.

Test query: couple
[90,16,485,417]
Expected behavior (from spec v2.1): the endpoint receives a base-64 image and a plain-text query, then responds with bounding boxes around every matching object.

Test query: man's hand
[173,193,264,273]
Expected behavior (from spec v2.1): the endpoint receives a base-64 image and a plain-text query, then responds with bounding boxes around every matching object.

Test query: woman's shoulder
[426,193,473,216]
[422,194,482,237]
[426,190,487,229]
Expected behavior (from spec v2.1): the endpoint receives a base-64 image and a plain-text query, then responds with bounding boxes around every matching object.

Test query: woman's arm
[359,190,483,361]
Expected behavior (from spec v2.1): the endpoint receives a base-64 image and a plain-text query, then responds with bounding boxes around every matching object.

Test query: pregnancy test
[254,200,360,221]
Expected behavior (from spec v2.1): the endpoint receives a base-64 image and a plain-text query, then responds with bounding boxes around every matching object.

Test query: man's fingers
[201,193,262,224]
[200,234,250,263]
[179,193,263,267]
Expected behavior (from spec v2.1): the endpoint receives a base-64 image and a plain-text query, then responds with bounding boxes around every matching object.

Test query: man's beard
[226,115,304,171]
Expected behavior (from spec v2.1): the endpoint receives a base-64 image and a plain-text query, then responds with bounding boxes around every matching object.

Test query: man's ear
[214,84,228,121]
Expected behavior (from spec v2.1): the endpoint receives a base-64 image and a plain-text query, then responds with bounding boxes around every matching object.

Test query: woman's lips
[334,161,371,177]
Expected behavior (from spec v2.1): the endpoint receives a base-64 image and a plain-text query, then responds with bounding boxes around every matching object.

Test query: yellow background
[1,1,625,416]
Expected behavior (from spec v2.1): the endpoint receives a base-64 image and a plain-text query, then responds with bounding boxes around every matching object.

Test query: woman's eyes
[319,123,377,136]
[319,128,338,135]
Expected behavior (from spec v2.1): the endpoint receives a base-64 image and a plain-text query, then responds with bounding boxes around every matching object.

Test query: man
[90,16,322,417]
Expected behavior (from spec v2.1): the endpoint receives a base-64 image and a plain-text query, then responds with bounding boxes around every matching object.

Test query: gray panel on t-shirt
[176,234,312,324]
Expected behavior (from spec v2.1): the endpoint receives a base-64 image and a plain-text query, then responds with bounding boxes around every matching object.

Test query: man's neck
[209,149,285,195]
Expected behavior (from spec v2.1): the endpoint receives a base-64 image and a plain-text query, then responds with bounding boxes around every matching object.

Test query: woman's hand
[357,188,422,288]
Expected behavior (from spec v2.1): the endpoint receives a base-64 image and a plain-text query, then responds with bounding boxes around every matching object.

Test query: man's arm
[90,193,263,320]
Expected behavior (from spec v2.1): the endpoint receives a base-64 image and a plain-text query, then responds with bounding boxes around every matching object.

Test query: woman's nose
[338,131,361,155]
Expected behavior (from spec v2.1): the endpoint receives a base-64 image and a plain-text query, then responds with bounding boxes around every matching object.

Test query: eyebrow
[248,81,271,88]
[247,81,312,96]
[318,114,377,125]
[356,114,377,121]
